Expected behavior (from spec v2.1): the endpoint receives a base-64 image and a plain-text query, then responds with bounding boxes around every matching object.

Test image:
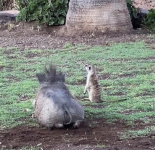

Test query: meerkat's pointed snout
[84,64,93,73]
[84,64,88,68]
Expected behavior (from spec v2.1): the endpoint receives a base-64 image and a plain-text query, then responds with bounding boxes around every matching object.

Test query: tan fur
[84,64,102,103]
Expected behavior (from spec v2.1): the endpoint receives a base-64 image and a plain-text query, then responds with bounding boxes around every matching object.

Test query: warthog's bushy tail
[36,64,65,84]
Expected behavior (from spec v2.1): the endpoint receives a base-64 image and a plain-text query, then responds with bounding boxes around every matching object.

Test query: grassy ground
[0,41,154,138]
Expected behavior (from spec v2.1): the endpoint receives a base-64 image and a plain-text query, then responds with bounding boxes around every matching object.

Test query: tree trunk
[66,0,132,34]
[0,0,15,11]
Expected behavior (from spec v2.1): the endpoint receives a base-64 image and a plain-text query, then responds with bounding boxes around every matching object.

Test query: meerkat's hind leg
[88,90,93,102]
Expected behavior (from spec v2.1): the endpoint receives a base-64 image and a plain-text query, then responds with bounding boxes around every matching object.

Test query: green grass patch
[0,41,155,129]
[120,126,155,139]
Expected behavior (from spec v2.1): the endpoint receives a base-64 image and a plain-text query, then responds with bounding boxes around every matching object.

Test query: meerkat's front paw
[84,88,87,94]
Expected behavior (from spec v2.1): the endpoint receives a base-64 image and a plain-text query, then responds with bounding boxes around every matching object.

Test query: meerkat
[84,64,102,103]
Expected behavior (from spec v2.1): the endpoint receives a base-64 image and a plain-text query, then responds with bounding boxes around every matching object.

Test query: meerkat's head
[85,64,95,75]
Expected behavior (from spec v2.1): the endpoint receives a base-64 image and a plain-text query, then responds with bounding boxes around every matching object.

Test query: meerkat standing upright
[84,64,102,103]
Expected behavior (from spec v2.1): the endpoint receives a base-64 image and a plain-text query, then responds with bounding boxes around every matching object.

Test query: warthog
[34,64,84,129]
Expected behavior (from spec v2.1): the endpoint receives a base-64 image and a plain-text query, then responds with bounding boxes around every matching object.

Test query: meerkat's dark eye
[89,67,91,70]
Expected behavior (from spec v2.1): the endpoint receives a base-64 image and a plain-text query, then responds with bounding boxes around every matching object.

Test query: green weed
[121,126,155,139]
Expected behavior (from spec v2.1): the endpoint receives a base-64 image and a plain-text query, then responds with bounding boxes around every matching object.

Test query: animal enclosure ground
[0,25,155,150]
[1,119,154,150]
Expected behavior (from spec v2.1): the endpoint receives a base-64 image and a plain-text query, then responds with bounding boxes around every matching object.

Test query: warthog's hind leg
[55,123,64,128]
[73,120,82,128]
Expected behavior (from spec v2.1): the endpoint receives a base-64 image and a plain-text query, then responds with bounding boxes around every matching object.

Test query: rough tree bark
[66,0,132,34]
[0,0,15,11]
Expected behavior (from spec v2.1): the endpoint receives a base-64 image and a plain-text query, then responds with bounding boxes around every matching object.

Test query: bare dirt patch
[0,119,154,150]
[0,23,155,50]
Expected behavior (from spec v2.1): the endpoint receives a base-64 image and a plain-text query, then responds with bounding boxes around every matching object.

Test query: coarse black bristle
[36,64,65,83]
